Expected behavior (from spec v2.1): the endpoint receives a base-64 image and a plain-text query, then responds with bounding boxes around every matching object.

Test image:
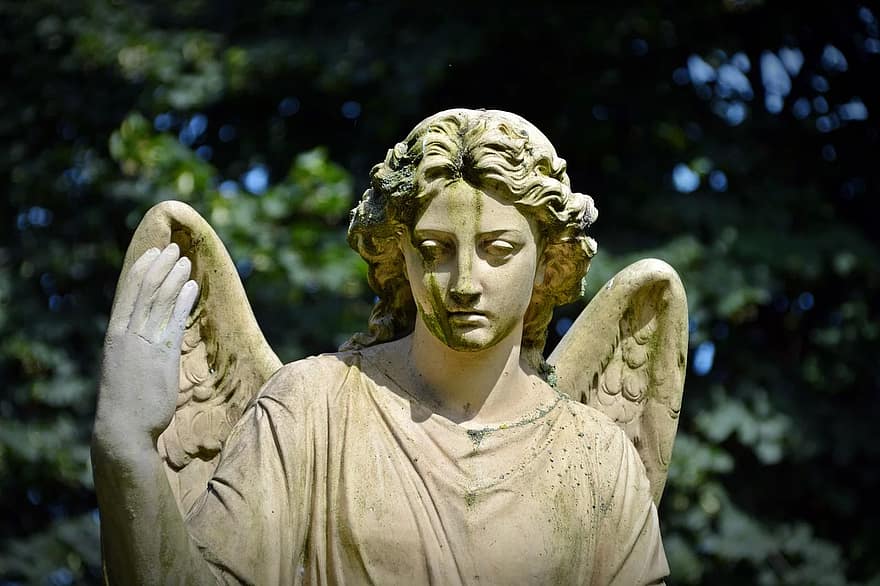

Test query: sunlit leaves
[105,109,369,361]
[0,513,101,585]
[71,5,225,110]
[109,113,214,201]
[695,386,792,464]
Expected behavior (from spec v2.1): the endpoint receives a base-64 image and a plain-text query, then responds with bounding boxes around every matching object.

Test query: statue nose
[449,286,480,307]
[449,250,481,305]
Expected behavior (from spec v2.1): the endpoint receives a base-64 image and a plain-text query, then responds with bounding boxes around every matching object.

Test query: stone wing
[548,258,688,505]
[115,201,282,515]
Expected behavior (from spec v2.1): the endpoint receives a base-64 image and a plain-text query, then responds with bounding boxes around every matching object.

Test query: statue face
[400,180,544,352]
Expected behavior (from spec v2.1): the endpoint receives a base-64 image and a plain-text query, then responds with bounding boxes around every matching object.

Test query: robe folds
[186,351,669,585]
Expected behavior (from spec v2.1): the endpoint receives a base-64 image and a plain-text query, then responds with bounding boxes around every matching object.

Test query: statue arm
[93,346,314,585]
[181,361,319,583]
[91,243,218,584]
[91,439,217,584]
[591,427,669,586]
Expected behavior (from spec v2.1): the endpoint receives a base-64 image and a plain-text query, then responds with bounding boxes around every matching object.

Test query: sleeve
[592,428,670,586]
[184,363,319,585]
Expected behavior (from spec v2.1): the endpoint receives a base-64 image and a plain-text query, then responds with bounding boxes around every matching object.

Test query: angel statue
[92,108,688,585]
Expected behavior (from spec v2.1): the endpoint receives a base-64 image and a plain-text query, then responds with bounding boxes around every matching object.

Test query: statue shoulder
[256,351,366,409]
[566,397,643,465]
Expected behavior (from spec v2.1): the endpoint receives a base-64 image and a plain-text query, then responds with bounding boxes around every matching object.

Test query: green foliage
[0,514,100,586]
[2,0,879,583]
[106,111,368,358]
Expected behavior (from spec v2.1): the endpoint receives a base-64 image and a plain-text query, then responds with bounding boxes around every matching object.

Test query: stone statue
[92,109,687,584]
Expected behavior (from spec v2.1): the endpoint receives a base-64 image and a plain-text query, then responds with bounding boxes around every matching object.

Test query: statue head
[343,108,597,370]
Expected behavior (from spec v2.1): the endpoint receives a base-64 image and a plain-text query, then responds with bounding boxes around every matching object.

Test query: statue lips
[445,309,489,327]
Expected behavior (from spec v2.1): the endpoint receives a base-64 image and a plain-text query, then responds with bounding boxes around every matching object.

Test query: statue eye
[483,239,517,258]
[418,239,449,262]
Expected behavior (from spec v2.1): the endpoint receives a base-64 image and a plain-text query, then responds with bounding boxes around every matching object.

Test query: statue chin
[418,310,523,354]
[446,330,512,354]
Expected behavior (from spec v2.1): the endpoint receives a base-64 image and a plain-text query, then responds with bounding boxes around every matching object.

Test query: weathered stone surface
[93,109,686,584]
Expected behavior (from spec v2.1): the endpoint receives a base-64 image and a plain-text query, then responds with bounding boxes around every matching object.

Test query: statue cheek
[424,273,446,310]
[414,274,451,344]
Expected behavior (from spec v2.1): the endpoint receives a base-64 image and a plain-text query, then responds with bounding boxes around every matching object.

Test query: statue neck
[403,318,541,426]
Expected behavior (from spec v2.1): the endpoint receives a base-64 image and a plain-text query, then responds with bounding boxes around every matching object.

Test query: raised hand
[94,243,199,455]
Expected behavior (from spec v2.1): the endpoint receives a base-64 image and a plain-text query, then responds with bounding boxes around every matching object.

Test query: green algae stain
[470,184,483,228]
[467,428,488,449]
[424,273,453,344]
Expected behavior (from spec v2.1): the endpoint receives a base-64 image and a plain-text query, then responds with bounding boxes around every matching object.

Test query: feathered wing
[114,200,282,515]
[548,258,688,505]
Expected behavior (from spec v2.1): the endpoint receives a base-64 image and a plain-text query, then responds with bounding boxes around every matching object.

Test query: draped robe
[186,351,669,585]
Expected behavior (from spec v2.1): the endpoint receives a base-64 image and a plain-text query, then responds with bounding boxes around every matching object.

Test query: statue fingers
[164,280,199,347]
[141,256,192,341]
[108,247,160,333]
[129,243,181,337]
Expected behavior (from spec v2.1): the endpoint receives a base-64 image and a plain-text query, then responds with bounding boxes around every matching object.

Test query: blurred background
[2,0,879,583]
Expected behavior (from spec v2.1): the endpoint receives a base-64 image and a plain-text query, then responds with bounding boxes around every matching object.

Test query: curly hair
[342,109,598,370]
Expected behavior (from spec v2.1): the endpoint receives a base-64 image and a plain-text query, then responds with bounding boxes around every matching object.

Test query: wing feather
[548,258,688,505]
